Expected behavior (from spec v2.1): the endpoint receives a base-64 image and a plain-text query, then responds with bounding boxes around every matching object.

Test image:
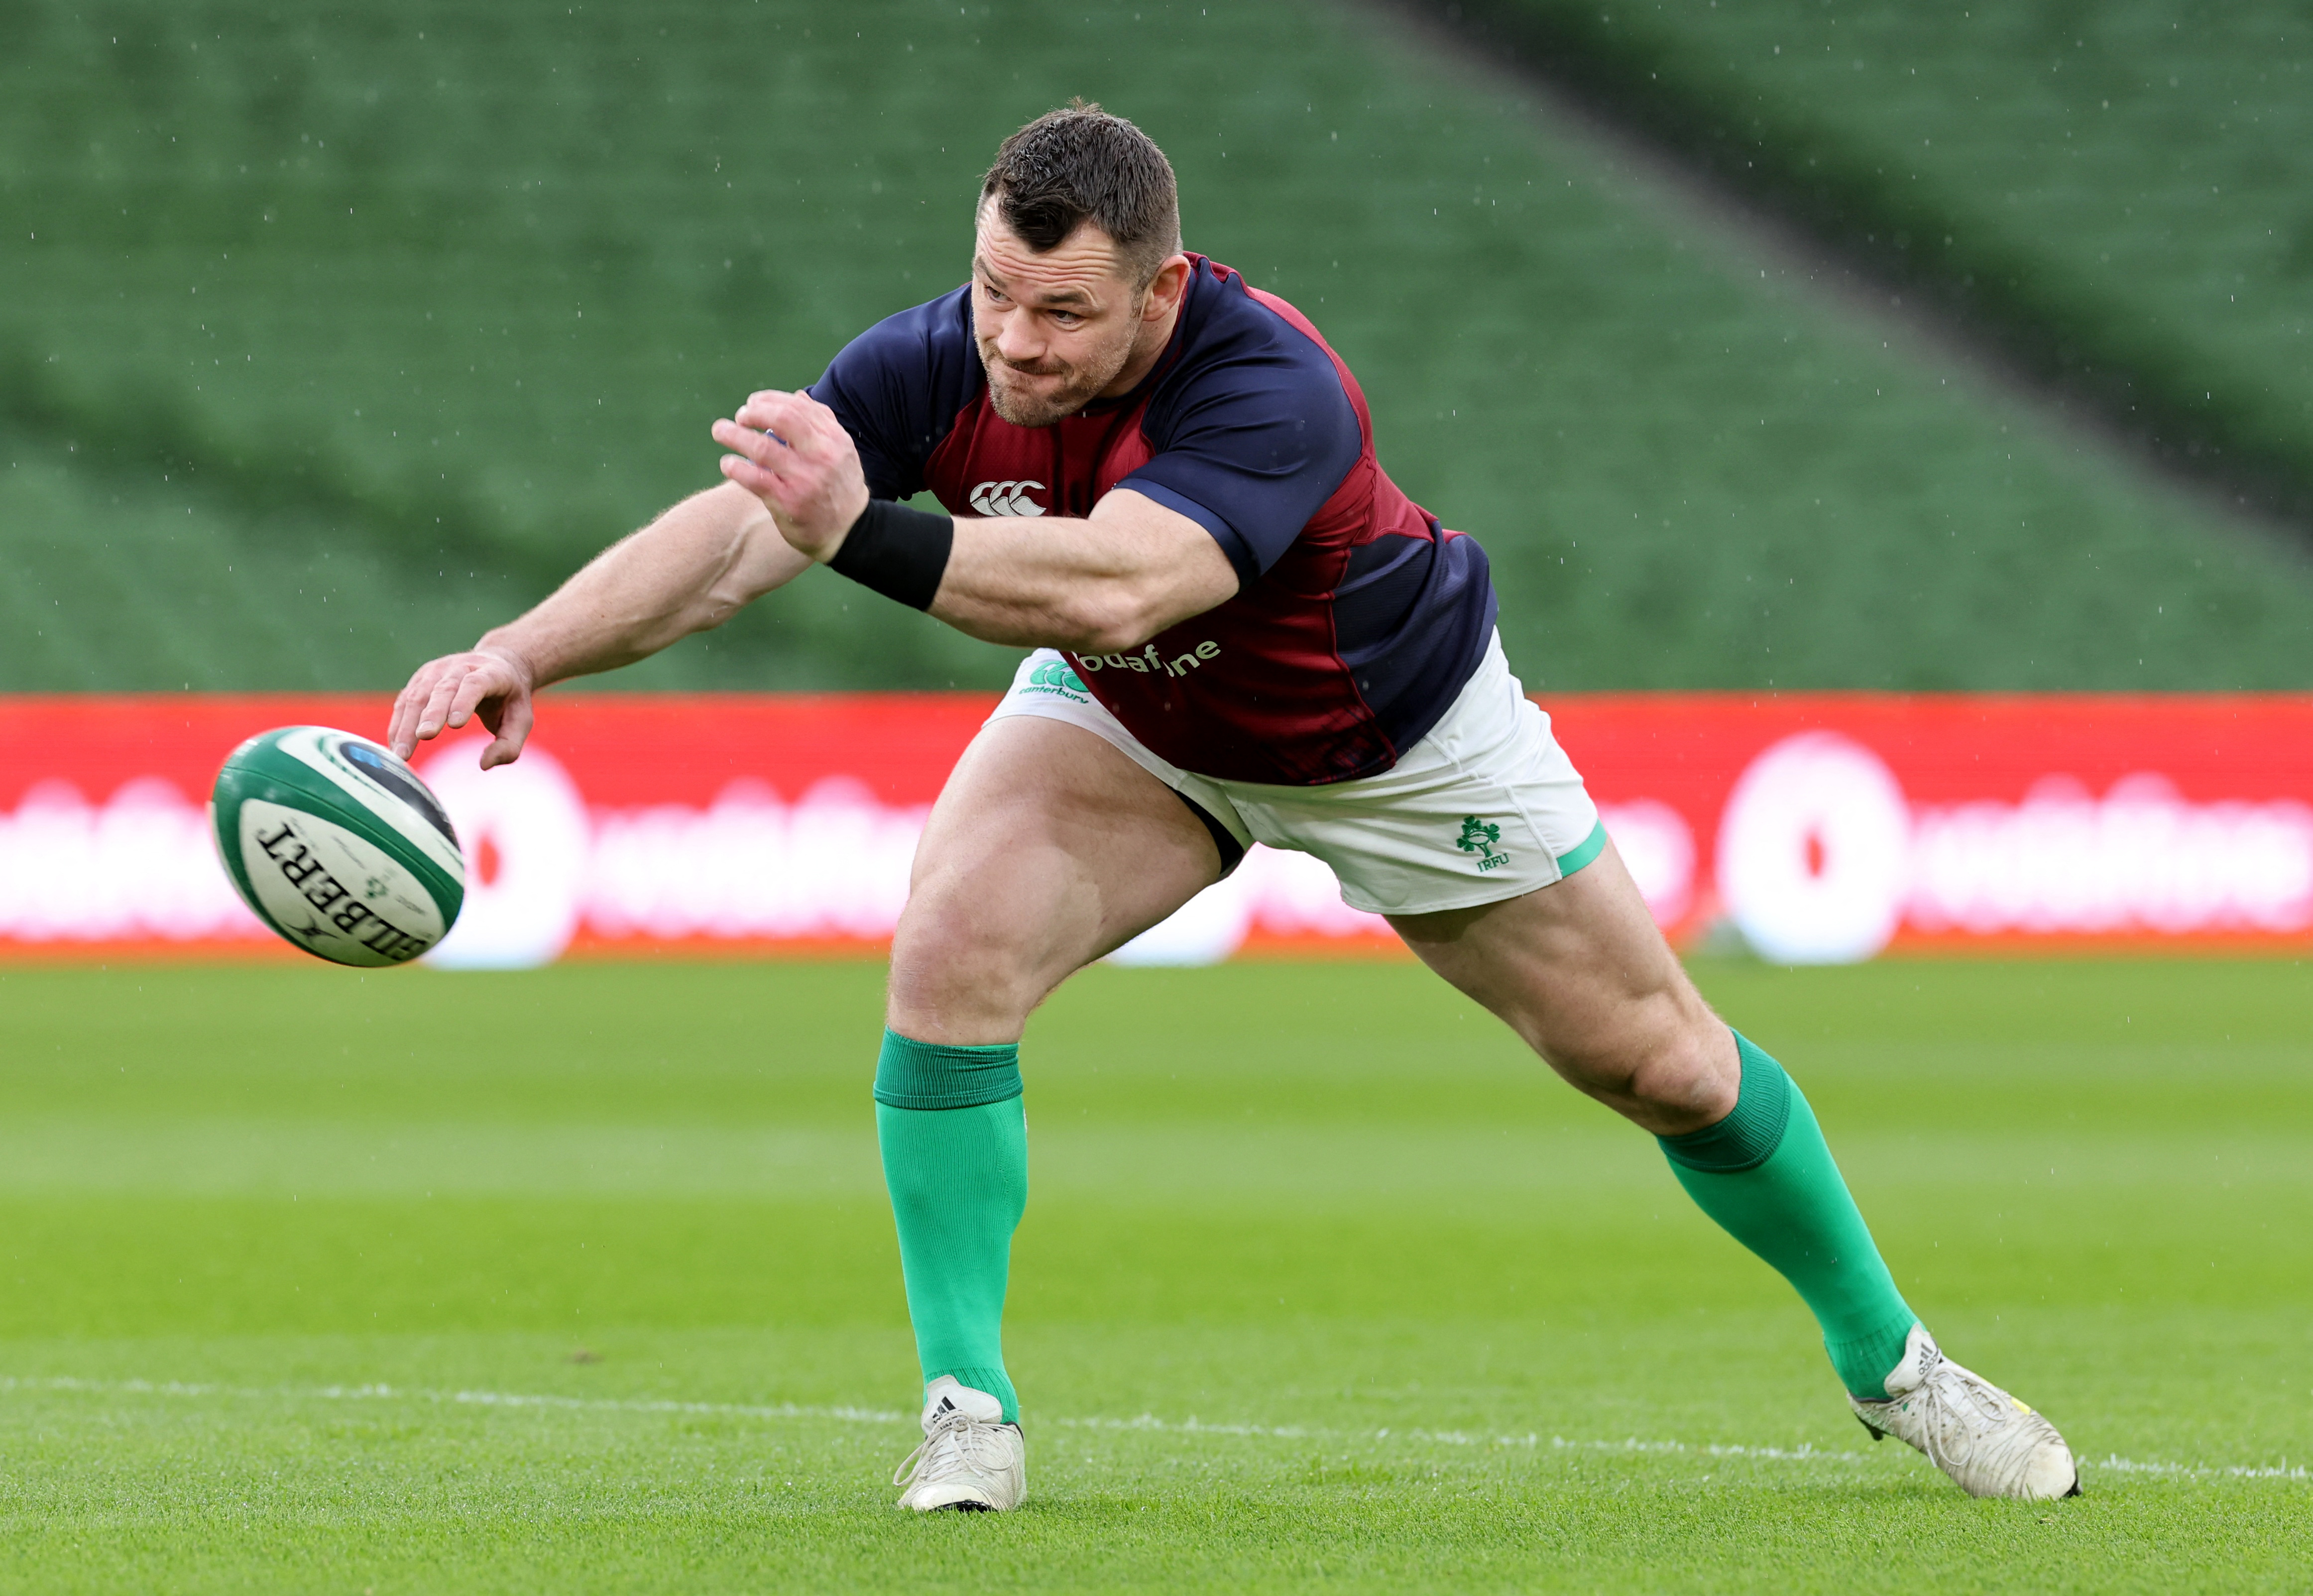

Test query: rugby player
[389,103,2079,1510]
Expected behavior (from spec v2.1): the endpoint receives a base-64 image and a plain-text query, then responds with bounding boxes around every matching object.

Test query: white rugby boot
[892,1376,1026,1512]
[1850,1325,2080,1499]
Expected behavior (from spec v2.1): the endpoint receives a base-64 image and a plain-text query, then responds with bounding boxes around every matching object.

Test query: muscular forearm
[927,517,1161,652]
[481,482,812,685]
[712,395,1239,653]
[924,490,1239,653]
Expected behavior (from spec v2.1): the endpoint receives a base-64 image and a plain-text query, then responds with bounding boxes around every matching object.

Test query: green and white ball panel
[231,798,450,966]
[211,726,465,967]
[261,726,465,884]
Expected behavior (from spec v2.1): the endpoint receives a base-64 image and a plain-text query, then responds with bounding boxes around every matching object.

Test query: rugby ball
[211,726,465,966]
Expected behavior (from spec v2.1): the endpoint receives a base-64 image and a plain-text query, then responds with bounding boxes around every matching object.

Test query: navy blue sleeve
[807,287,977,501]
[1120,309,1364,581]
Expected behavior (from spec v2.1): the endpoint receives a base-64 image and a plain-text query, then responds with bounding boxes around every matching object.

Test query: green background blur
[6,0,2312,693]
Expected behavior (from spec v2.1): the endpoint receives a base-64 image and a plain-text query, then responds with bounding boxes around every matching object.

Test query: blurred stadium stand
[1435,0,2313,523]
[4,0,2311,692]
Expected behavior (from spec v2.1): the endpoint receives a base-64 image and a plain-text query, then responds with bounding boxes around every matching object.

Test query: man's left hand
[711,390,873,561]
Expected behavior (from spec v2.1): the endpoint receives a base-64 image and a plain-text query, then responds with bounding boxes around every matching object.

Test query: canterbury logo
[969,479,1046,517]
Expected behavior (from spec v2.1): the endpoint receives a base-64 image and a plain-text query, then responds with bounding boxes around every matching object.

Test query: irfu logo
[1456,815,1510,871]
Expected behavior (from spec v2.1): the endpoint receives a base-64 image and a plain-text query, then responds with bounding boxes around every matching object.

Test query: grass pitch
[0,956,2306,1592]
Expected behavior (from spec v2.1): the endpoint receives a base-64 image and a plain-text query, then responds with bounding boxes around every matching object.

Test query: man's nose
[994,313,1044,366]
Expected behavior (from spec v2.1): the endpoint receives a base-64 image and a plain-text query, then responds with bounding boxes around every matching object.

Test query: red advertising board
[2,692,2309,965]
[1548,694,2313,957]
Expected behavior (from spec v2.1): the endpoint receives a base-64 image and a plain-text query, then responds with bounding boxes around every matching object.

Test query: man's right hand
[387,647,536,770]
[712,390,874,563]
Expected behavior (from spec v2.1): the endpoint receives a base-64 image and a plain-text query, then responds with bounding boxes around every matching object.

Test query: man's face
[971,209,1151,428]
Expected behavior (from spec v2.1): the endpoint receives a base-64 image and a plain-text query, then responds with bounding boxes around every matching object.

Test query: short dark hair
[980,101,1181,289]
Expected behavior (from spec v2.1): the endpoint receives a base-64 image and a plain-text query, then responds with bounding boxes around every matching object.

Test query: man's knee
[1540,986,1736,1133]
[887,885,1046,1041]
[1622,1015,1739,1131]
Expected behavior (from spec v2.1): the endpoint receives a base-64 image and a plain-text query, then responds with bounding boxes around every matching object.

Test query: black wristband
[826,498,954,612]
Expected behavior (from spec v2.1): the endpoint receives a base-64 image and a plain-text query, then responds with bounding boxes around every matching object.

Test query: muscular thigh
[889,715,1222,1044]
[1388,838,1738,1135]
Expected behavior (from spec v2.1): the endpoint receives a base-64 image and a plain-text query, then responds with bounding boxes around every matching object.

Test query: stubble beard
[977,329,1137,430]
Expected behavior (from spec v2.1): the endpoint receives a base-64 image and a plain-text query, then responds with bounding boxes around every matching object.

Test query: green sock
[1659,1033,1919,1399]
[873,1029,1028,1423]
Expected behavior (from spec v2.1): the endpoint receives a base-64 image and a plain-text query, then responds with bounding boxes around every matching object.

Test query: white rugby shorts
[986,630,1605,916]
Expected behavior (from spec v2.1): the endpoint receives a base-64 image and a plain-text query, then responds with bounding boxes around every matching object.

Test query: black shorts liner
[1173,787,1247,878]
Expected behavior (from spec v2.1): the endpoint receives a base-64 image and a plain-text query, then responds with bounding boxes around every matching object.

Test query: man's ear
[1141,253,1192,322]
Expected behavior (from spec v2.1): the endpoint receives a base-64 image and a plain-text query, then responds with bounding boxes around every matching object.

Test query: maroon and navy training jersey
[808,254,1496,786]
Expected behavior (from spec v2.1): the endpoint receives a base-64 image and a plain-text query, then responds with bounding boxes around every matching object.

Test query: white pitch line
[1054,1409,1870,1466]
[0,1374,2300,1484]
[0,1375,909,1428]
[2086,1453,2311,1483]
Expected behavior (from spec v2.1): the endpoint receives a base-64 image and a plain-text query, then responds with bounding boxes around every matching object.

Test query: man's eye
[1051,311,1082,327]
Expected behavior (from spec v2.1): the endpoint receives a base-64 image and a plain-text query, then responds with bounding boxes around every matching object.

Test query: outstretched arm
[387,481,810,767]
[712,389,1238,654]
